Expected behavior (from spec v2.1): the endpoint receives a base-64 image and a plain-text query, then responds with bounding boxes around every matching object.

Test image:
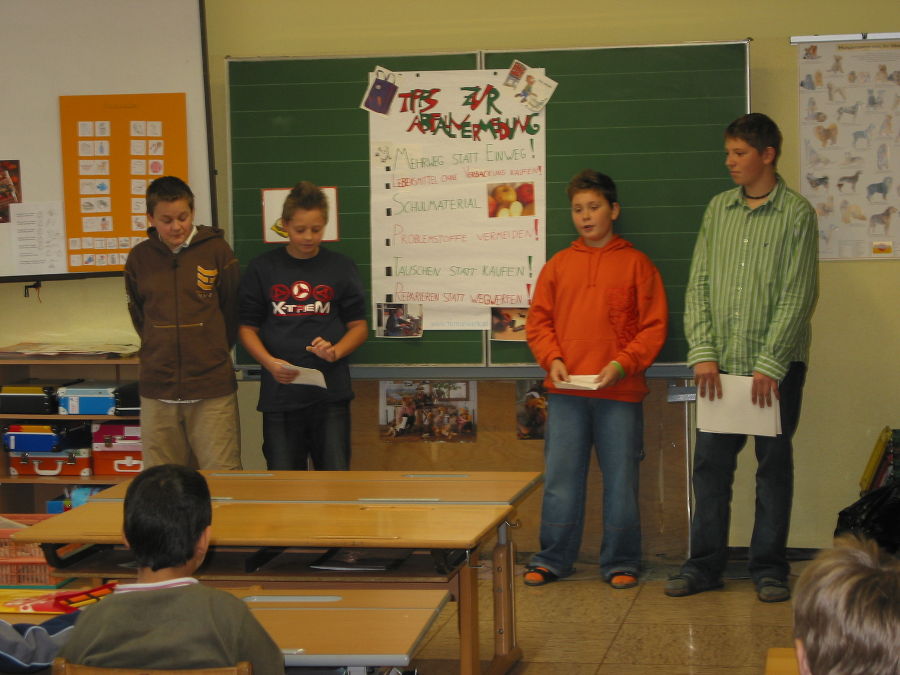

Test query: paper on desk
[280,364,326,388]
[696,374,781,437]
[554,375,601,391]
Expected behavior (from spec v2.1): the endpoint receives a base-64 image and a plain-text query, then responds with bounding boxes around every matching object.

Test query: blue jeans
[681,362,807,585]
[261,400,351,470]
[531,394,644,579]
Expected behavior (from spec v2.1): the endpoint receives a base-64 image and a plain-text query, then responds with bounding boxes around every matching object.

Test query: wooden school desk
[15,471,542,675]
[764,647,801,675]
[4,588,448,671]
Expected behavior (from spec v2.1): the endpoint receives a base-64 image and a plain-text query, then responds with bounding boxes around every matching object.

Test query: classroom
[1,0,898,673]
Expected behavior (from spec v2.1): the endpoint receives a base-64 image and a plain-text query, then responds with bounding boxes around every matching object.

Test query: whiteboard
[0,0,211,279]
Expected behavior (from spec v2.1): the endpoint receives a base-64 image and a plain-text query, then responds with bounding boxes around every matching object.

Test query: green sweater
[58,583,283,674]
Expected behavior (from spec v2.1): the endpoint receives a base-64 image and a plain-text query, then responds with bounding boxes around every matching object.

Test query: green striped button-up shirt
[684,176,819,380]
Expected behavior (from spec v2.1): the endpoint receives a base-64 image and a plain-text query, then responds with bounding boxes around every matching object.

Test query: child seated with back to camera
[58,464,284,674]
[524,169,668,590]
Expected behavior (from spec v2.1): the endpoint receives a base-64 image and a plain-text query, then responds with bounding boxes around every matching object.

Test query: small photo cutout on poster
[130,121,147,136]
[131,179,147,195]
[515,380,547,440]
[491,307,528,341]
[78,141,94,156]
[130,140,147,155]
[376,303,423,338]
[487,182,535,218]
[148,140,164,155]
[379,380,477,443]
[147,121,163,137]
[95,121,111,136]
[148,159,164,176]
[94,140,109,156]
[130,159,146,175]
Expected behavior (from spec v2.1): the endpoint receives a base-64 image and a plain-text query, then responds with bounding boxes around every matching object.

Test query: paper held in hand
[555,375,601,391]
[280,364,326,388]
[696,374,781,437]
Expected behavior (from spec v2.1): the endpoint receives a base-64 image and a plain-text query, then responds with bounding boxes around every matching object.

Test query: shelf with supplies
[0,356,141,512]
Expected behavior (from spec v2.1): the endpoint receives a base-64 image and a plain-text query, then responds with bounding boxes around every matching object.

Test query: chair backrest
[51,659,252,675]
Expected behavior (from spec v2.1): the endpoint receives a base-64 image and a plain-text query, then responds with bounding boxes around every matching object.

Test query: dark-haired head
[566,169,618,206]
[124,464,211,572]
[282,180,328,224]
[725,113,782,166]
[146,176,195,216]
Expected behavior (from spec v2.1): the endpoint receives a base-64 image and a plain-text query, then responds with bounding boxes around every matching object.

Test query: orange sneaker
[609,572,638,589]
[523,566,558,586]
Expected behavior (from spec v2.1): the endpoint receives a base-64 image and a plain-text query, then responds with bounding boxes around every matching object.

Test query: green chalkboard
[484,43,748,364]
[228,43,748,368]
[228,53,483,366]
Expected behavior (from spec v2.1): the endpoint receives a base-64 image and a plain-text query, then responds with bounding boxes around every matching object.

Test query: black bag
[835,483,900,554]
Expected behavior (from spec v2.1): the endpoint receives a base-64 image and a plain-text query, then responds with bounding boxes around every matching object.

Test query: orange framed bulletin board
[59,93,189,273]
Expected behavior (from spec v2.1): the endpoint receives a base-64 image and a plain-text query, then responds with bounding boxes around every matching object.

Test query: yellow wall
[1,0,897,548]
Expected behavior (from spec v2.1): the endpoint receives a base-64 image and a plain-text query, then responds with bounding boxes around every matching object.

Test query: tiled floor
[410,561,806,674]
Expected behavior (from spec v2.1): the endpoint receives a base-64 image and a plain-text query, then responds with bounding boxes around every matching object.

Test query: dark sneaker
[756,577,790,603]
[664,573,724,597]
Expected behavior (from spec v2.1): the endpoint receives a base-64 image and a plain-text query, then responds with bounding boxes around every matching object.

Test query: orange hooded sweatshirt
[526,235,668,402]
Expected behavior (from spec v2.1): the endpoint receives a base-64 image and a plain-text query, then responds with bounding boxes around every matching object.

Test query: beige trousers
[139,393,242,470]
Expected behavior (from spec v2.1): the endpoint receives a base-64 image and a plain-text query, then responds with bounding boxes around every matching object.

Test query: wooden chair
[51,659,252,675]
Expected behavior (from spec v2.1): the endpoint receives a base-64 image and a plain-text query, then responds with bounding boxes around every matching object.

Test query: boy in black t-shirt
[239,182,368,470]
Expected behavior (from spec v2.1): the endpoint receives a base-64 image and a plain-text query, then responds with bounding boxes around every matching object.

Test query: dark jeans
[261,400,351,470]
[682,362,807,584]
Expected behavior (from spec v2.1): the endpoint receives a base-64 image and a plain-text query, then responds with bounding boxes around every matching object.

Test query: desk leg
[487,521,523,675]
[457,548,480,675]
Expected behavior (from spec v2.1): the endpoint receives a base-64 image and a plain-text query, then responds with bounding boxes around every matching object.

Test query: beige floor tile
[516,575,638,625]
[626,580,794,626]
[603,623,794,668]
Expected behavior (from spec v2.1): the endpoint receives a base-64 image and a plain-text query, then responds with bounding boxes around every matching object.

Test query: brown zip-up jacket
[124,225,239,400]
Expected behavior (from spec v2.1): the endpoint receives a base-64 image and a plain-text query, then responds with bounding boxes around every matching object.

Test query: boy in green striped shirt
[666,113,818,603]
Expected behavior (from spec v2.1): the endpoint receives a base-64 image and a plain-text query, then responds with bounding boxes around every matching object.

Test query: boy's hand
[694,361,722,399]
[594,362,624,389]
[269,360,296,384]
[307,337,337,362]
[751,371,780,408]
[549,358,569,385]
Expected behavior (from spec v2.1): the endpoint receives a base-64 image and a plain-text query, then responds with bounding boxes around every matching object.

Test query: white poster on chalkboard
[797,40,900,260]
[368,69,547,330]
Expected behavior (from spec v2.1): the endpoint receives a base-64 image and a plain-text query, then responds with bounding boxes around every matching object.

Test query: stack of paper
[696,374,781,437]
[555,375,601,391]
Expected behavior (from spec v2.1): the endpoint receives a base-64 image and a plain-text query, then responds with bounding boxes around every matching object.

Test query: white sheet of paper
[280,364,326,388]
[696,374,781,437]
[554,375,600,391]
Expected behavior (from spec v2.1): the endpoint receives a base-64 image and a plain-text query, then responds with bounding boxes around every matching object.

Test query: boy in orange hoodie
[524,169,668,589]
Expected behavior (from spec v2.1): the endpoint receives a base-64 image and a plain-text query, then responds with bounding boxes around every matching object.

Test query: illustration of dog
[852,124,875,149]
[868,206,897,235]
[866,176,893,201]
[837,170,863,193]
[814,124,839,147]
[815,195,834,217]
[877,144,889,172]
[819,223,840,246]
[827,81,847,102]
[800,73,816,90]
[867,89,884,110]
[836,101,861,122]
[875,64,889,82]
[839,200,867,224]
[806,173,829,191]
[803,45,818,60]
[879,114,893,137]
[828,55,844,74]
[815,71,824,88]
[841,151,864,166]
[805,141,831,168]
[894,94,900,111]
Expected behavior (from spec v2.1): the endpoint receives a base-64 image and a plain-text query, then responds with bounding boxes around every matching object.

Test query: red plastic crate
[0,514,64,587]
